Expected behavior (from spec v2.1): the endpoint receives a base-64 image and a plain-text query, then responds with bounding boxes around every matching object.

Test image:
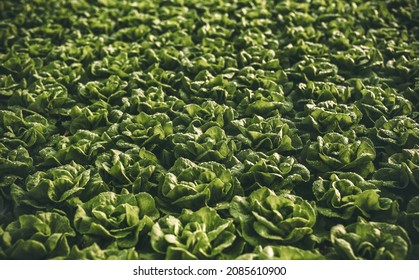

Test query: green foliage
[156,158,243,214]
[313,173,398,221]
[234,149,310,194]
[73,191,159,249]
[0,212,75,259]
[302,132,376,177]
[330,219,411,260]
[237,245,325,260]
[373,148,419,190]
[150,206,239,260]
[0,0,417,259]
[230,187,316,246]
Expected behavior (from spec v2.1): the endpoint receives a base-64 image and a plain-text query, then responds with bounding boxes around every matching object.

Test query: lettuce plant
[0,74,24,98]
[156,158,243,213]
[108,112,173,151]
[355,86,414,125]
[235,86,293,118]
[234,149,310,193]
[173,100,237,130]
[302,131,376,177]
[7,78,71,116]
[290,81,352,106]
[181,71,234,104]
[297,100,363,134]
[150,206,238,260]
[0,212,75,259]
[40,61,85,88]
[373,148,419,190]
[330,219,411,260]
[38,130,108,166]
[0,144,32,177]
[313,173,398,221]
[11,161,108,211]
[73,191,159,249]
[64,102,112,135]
[170,125,237,163]
[230,187,316,246]
[297,59,339,82]
[370,116,419,148]
[122,86,184,116]
[230,115,303,153]
[78,75,128,103]
[0,51,40,79]
[0,109,57,147]
[95,148,165,193]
